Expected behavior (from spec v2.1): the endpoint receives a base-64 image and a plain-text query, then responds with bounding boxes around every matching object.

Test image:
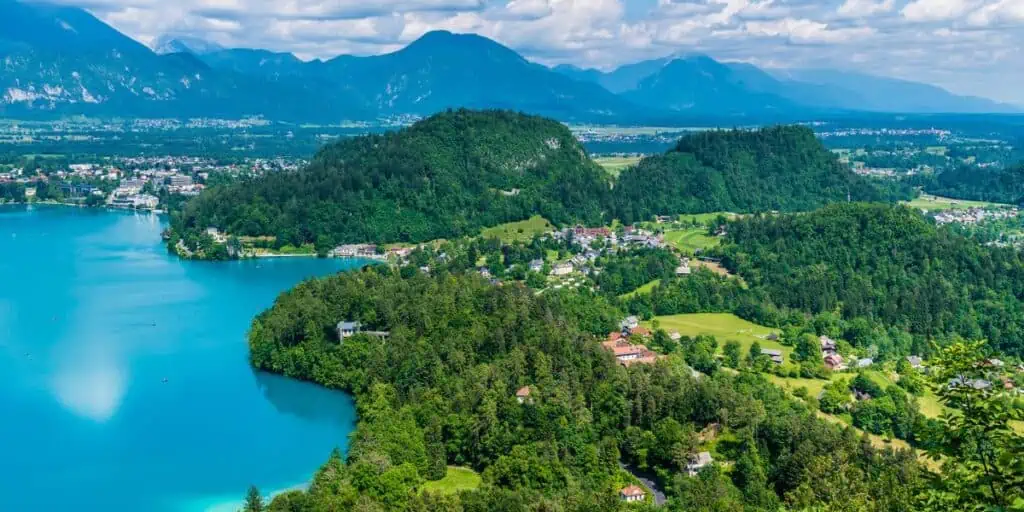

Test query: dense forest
[244,267,1022,511]
[247,268,934,511]
[169,115,918,257]
[171,109,611,249]
[924,163,1024,205]
[610,126,913,223]
[718,203,1024,357]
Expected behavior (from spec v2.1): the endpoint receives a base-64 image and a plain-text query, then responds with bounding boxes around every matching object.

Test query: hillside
[246,267,940,511]
[609,126,912,223]
[170,109,611,251]
[721,203,1024,357]
[924,163,1024,205]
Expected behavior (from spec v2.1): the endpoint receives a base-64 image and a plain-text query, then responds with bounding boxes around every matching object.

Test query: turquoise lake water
[0,205,362,511]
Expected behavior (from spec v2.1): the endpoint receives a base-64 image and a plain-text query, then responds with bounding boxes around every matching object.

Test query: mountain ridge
[0,0,1017,121]
[555,57,1018,115]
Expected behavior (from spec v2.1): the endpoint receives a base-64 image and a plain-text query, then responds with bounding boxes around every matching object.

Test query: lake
[0,205,362,511]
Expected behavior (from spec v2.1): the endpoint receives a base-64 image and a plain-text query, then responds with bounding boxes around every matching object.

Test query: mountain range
[0,0,1017,122]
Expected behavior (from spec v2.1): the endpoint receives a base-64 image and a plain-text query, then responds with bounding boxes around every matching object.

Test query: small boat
[162,377,168,383]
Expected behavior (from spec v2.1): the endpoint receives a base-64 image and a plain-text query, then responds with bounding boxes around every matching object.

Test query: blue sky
[57,0,1024,104]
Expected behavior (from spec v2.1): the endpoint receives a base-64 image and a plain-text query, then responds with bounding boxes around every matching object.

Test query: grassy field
[647,313,787,357]
[421,467,482,494]
[619,279,661,300]
[594,156,643,176]
[768,374,836,399]
[904,193,1010,211]
[663,228,721,253]
[677,212,739,224]
[481,216,553,243]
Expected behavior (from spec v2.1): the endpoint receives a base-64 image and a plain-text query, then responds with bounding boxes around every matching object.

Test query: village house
[574,226,612,238]
[551,262,574,276]
[529,259,544,273]
[629,326,652,338]
[330,244,379,258]
[169,174,193,187]
[387,247,413,259]
[336,321,362,340]
[761,349,784,365]
[602,336,660,367]
[205,227,227,244]
[948,376,992,390]
[619,485,646,503]
[686,452,714,476]
[824,354,844,370]
[857,358,874,368]
[906,356,924,370]
[676,257,691,276]
[515,386,534,404]
[621,316,640,330]
[820,336,837,355]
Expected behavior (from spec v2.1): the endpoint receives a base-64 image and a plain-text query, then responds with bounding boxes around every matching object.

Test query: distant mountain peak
[405,30,504,51]
[153,35,224,55]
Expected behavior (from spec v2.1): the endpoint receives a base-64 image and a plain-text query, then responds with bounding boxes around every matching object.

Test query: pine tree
[243,485,264,512]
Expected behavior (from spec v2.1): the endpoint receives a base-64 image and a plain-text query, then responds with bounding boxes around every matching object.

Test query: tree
[723,341,742,368]
[920,341,1024,510]
[794,333,823,364]
[425,421,448,481]
[850,373,883,398]
[244,485,264,512]
[819,379,851,414]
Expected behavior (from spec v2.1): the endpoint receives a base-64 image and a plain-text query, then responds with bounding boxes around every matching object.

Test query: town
[0,155,306,211]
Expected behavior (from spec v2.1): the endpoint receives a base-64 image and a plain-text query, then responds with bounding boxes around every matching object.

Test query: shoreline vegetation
[242,264,1024,512]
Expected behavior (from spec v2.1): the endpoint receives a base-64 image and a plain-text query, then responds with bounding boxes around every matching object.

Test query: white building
[551,262,574,276]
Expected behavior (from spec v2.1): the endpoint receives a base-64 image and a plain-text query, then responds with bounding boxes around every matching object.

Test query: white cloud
[742,18,876,43]
[837,0,895,17]
[967,0,1024,26]
[901,0,982,22]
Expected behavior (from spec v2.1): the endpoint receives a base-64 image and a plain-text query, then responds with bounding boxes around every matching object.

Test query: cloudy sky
[63,0,1024,105]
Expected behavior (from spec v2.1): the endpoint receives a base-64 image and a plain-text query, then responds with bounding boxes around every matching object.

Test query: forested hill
[924,163,1024,205]
[610,126,912,223]
[171,109,610,248]
[248,268,934,511]
[721,203,1024,357]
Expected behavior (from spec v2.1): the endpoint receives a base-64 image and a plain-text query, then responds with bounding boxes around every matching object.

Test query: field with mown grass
[663,228,721,253]
[646,313,787,358]
[904,193,1010,211]
[618,279,661,300]
[594,156,643,176]
[421,467,481,494]
[480,216,553,243]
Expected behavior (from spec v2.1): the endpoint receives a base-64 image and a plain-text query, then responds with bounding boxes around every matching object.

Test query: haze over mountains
[0,0,1017,123]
